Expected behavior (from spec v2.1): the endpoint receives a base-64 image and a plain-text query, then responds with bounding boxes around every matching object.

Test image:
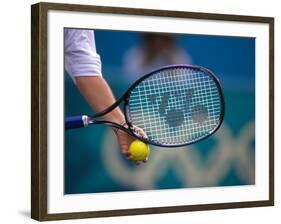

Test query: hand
[114,124,148,165]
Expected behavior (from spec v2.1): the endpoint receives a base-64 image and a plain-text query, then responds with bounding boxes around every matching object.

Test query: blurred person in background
[123,33,192,79]
[64,28,146,165]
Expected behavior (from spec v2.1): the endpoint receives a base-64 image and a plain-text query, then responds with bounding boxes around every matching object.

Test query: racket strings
[128,67,222,145]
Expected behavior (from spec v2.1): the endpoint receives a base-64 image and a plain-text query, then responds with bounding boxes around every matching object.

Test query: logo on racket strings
[148,89,208,127]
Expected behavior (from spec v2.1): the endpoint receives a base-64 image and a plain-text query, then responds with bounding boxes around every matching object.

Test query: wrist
[112,120,127,134]
[103,108,125,124]
[102,109,126,134]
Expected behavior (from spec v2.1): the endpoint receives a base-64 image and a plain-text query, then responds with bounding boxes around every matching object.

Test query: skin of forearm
[75,76,125,124]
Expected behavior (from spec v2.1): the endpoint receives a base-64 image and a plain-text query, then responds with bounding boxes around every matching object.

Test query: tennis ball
[129,140,150,161]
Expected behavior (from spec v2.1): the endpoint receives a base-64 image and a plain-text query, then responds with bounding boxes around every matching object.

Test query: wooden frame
[31,2,274,221]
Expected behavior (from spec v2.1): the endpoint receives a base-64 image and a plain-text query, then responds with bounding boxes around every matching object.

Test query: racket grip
[65,115,89,130]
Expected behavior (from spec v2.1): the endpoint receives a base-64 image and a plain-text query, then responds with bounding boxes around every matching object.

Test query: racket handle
[65,115,89,130]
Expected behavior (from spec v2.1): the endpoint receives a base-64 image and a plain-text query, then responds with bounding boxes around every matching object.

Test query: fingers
[114,123,148,140]
[137,128,147,138]
[121,148,132,160]
[124,152,148,165]
[116,128,148,165]
[134,157,148,165]
[122,148,148,165]
[132,126,148,139]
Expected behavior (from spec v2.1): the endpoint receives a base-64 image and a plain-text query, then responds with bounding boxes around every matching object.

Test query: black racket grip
[65,115,88,129]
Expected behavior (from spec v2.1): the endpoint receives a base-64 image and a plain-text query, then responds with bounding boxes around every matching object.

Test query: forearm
[75,76,125,124]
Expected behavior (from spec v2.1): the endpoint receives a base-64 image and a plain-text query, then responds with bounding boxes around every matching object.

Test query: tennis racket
[65,64,224,147]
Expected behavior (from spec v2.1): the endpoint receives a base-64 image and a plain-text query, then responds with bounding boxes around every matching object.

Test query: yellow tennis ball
[129,140,150,161]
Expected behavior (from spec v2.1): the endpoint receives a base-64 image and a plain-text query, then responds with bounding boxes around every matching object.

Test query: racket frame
[123,64,225,147]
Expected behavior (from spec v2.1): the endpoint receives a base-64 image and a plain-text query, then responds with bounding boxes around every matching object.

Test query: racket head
[124,64,225,147]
